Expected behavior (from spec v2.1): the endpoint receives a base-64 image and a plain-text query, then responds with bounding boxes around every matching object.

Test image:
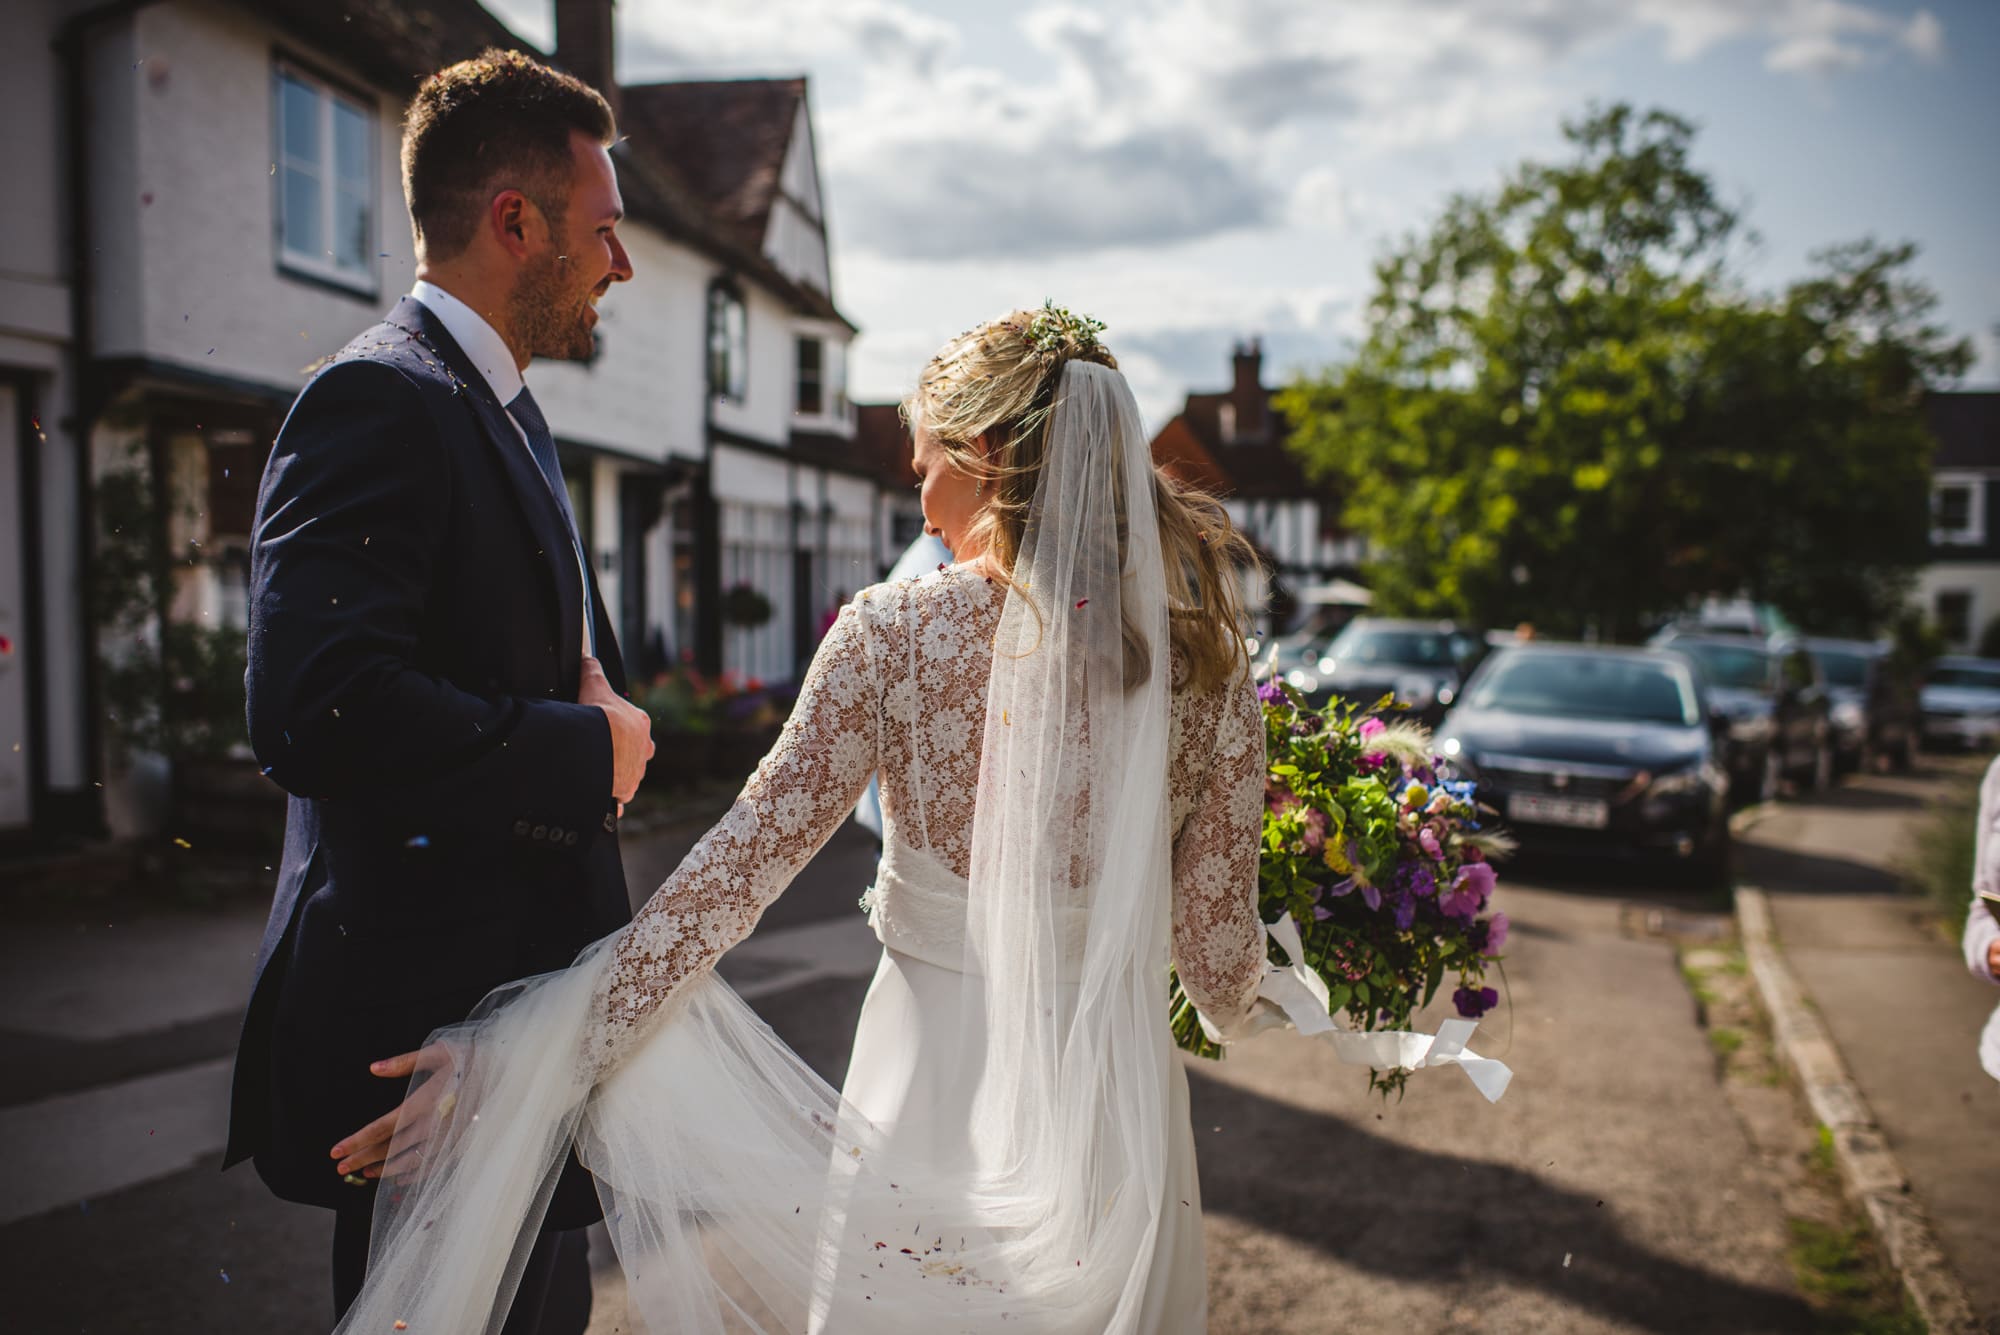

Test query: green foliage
[1907,770,1980,936]
[1279,103,1973,641]
[93,444,248,763]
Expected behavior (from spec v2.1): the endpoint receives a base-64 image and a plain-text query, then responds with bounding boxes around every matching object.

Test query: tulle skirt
[836,946,1208,1335]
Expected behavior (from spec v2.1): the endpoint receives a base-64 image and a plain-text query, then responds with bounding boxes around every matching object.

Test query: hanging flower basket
[722,583,775,628]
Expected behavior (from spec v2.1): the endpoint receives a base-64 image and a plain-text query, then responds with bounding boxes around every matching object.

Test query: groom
[224,51,652,1331]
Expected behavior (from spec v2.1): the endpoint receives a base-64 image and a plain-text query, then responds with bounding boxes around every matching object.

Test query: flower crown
[1018,299,1108,363]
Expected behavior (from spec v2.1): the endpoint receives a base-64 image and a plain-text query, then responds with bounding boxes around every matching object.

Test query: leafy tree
[1279,104,1972,641]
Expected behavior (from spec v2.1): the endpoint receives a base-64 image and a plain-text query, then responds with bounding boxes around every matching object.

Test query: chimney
[1230,338,1266,441]
[555,0,620,126]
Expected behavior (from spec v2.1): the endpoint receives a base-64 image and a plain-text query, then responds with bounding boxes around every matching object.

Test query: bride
[334,307,1271,1334]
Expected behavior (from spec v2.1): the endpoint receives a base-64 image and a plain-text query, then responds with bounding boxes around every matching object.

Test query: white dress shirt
[408,280,593,656]
[1967,755,2000,1080]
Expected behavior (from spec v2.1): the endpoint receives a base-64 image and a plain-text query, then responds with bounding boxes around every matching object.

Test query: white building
[2,0,904,845]
[1913,392,2000,652]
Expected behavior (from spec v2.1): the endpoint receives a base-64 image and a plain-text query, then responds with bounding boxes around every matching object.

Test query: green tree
[1279,104,1972,641]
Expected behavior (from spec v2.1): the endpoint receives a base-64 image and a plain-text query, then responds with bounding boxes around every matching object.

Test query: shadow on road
[1190,1069,1817,1334]
[1734,840,1903,897]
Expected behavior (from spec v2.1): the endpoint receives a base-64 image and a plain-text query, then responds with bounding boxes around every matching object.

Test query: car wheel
[1811,733,1835,792]
[1759,745,1783,803]
[1685,823,1733,890]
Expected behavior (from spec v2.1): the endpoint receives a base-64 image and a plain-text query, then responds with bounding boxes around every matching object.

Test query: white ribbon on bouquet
[1201,914,1514,1103]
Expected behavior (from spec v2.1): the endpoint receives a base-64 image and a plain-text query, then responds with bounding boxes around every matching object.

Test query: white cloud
[1902,9,1946,62]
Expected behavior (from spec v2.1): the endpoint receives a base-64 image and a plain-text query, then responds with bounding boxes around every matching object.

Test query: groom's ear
[490,189,539,260]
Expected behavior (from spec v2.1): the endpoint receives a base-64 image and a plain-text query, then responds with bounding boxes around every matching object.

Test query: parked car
[1920,656,2000,752]
[1285,617,1481,725]
[1805,637,1919,773]
[1435,644,1731,881]
[1652,630,1834,801]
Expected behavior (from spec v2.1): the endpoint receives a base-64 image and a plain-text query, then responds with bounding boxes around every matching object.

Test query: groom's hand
[581,655,654,805]
[330,1047,457,1181]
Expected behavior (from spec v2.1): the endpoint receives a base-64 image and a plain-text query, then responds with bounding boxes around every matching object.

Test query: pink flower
[1418,826,1443,859]
[1482,912,1510,955]
[1302,807,1330,853]
[1357,717,1385,740]
[1439,860,1497,920]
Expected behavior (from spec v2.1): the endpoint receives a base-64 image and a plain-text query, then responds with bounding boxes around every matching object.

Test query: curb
[1735,886,1983,1334]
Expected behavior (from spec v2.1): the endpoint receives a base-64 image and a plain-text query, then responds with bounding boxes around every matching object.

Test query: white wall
[1912,563,2000,652]
[532,224,711,464]
[90,3,412,393]
[710,284,799,447]
[764,103,830,295]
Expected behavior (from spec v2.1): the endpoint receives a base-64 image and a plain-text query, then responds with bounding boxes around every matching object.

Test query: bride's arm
[1169,675,1267,1030]
[588,604,880,1065]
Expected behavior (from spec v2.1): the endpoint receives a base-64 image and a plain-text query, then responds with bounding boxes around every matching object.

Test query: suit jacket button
[531,824,548,841]
[513,820,530,837]
[547,825,565,842]
[563,830,579,847]
[602,813,616,834]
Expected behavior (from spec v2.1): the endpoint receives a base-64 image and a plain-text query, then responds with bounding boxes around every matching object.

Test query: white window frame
[1931,472,1986,547]
[272,61,378,295]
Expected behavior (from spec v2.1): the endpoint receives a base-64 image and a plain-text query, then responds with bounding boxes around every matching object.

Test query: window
[1932,477,1985,546]
[795,336,823,416]
[274,65,375,290]
[708,287,748,403]
[1937,591,1972,646]
[1219,402,1237,442]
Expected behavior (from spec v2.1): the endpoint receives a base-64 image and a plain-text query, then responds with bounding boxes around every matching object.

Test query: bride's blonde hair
[904,307,1256,693]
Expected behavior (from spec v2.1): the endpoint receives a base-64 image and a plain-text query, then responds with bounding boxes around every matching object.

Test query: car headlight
[1729,713,1775,743]
[1646,766,1707,798]
[1285,669,1319,693]
[1830,700,1865,732]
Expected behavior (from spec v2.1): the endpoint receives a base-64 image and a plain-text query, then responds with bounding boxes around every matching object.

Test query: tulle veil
[332,361,1188,1333]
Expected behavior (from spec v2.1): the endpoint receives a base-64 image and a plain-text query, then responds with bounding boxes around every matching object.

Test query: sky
[483,0,2000,429]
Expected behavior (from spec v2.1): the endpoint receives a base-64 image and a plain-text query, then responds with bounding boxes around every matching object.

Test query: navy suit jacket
[225,297,634,1229]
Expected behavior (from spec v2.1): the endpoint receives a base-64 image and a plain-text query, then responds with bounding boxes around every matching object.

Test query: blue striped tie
[507,386,596,654]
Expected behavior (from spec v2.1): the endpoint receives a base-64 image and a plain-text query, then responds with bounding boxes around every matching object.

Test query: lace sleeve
[1169,676,1267,1029]
[589,604,880,1066]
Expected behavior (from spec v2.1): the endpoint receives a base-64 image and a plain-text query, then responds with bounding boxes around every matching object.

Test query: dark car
[1286,617,1480,726]
[1652,630,1834,802]
[1805,637,1919,773]
[1435,644,1731,881]
[1920,656,2000,752]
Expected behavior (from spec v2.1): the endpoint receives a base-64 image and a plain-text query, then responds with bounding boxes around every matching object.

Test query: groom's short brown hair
[401,49,616,261]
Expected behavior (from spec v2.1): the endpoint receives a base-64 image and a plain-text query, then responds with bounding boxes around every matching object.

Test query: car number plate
[1508,793,1609,829]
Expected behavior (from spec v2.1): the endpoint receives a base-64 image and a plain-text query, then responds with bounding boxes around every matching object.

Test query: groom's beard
[511,251,597,362]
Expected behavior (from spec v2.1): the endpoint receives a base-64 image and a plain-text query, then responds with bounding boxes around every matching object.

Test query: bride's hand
[330,1045,460,1180]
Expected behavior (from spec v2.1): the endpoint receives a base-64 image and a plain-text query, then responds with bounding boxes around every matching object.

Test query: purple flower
[1312,903,1334,920]
[1453,985,1499,1018]
[1391,890,1417,931]
[1482,911,1510,955]
[1359,881,1382,912]
[1256,678,1287,705]
[1439,860,1497,920]
[1397,861,1438,899]
[1322,877,1355,899]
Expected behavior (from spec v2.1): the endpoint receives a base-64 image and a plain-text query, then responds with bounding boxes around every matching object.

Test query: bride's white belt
[861,838,1091,982]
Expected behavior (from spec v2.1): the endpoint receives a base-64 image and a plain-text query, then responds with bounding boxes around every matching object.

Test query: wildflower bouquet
[1168,682,1512,1096]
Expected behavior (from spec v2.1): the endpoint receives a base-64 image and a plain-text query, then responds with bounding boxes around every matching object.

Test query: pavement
[1737,756,2000,1329]
[0,790,1878,1333]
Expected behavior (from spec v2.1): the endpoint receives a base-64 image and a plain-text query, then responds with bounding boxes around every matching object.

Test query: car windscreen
[1812,651,1872,688]
[1326,625,1460,668]
[1674,641,1773,691]
[1928,666,2000,690]
[1469,653,1698,726]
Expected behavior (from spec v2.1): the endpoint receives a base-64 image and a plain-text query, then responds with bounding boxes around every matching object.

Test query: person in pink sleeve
[1965,755,2000,1081]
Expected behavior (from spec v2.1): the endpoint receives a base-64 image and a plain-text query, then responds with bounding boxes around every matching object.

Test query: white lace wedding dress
[334,363,1269,1335]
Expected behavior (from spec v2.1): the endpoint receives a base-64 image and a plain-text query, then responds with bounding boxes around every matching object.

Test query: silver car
[1921,656,2000,751]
